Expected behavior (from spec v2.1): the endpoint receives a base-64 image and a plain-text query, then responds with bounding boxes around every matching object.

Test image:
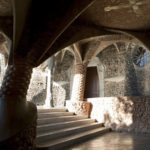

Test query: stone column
[0,54,5,83]
[0,62,32,100]
[0,59,37,150]
[45,57,54,107]
[71,63,87,102]
[70,63,91,117]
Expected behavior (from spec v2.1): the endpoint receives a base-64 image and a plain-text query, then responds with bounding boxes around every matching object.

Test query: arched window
[132,47,150,67]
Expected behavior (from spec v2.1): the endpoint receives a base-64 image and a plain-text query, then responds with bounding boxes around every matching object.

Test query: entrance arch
[85,57,104,98]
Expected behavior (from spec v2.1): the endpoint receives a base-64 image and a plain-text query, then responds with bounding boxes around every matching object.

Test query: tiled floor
[67,132,150,150]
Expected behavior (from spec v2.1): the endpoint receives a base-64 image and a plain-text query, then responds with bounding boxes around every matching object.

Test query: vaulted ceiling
[80,0,150,30]
[0,0,150,66]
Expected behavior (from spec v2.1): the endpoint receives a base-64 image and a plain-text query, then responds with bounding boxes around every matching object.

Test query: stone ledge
[66,100,91,117]
[87,96,150,134]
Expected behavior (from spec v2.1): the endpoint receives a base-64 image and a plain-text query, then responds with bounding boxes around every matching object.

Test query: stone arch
[60,47,75,62]
[61,45,82,65]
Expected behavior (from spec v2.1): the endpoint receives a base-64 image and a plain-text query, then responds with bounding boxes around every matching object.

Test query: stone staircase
[36,108,110,150]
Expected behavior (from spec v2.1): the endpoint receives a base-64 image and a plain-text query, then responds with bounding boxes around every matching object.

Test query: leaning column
[71,63,87,101]
[70,63,91,117]
[0,57,37,150]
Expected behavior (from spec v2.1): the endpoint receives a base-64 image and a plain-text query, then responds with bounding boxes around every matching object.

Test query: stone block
[66,100,92,117]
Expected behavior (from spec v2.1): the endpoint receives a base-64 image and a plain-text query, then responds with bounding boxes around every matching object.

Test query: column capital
[74,63,87,74]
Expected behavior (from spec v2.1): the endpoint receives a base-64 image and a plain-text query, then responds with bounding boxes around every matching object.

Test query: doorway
[84,67,100,98]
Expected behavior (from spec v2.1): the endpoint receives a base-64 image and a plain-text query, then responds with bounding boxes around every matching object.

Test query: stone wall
[98,43,126,96]
[6,42,149,106]
[26,50,74,107]
[52,51,74,107]
[87,97,150,134]
[0,54,6,85]
[104,79,125,96]
[135,64,150,96]
[52,83,66,107]
[27,68,46,105]
[0,54,47,105]
[97,43,150,96]
[98,44,125,78]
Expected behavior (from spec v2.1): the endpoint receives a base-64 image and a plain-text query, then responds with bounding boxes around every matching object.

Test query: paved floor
[67,132,150,150]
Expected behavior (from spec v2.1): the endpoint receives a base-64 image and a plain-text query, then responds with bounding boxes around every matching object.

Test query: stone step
[36,123,103,143]
[37,108,67,113]
[36,127,110,150]
[37,115,88,125]
[37,119,96,135]
[38,112,75,119]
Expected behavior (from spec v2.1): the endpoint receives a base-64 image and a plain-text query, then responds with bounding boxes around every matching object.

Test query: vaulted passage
[0,0,150,149]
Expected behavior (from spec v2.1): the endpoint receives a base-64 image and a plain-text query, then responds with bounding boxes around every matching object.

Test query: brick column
[70,63,91,117]
[0,58,37,149]
[71,63,87,102]
[0,63,32,100]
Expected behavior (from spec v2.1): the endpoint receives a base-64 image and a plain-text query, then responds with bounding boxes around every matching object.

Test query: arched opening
[84,66,99,98]
[84,57,104,98]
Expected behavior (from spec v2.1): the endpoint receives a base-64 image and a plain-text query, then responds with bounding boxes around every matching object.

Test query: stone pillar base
[66,100,92,117]
[0,116,37,150]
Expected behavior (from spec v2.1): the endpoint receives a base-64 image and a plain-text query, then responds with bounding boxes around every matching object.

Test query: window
[132,47,150,67]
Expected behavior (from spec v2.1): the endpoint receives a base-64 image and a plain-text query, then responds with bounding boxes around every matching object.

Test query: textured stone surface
[71,63,87,102]
[27,68,46,105]
[80,0,150,30]
[66,100,92,117]
[0,54,5,84]
[0,57,37,149]
[0,63,32,99]
[27,50,74,106]
[124,46,141,96]
[97,42,150,96]
[98,44,126,78]
[52,83,66,107]
[98,43,126,96]
[88,97,150,134]
[53,51,74,106]
[104,80,125,96]
[0,0,12,16]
